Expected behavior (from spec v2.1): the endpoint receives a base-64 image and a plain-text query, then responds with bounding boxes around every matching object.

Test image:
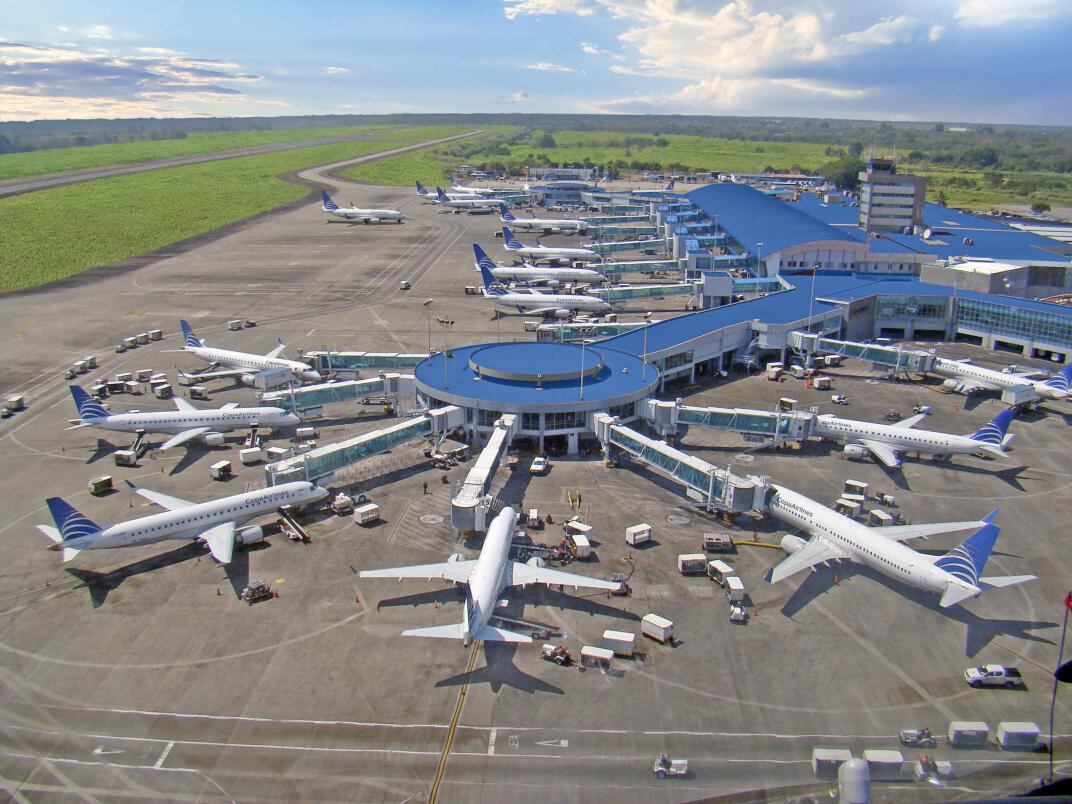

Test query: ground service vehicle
[652,754,688,778]
[965,664,1024,688]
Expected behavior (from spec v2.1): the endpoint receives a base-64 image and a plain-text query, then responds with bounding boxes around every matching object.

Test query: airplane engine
[236,526,266,547]
[241,373,259,386]
[365,218,379,224]
[781,534,807,554]
[201,432,225,447]
[843,443,869,461]
[553,308,572,319]
[545,280,560,289]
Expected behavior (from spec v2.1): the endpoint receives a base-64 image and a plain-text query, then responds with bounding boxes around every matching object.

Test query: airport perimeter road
[0,128,479,198]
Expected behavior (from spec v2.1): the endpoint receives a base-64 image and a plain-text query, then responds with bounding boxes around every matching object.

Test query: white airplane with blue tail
[498,204,586,235]
[320,191,404,224]
[502,226,600,264]
[933,357,1072,400]
[172,320,320,385]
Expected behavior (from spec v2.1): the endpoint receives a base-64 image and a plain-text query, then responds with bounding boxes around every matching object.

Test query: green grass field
[0,125,468,291]
[0,125,394,181]
[911,166,1072,210]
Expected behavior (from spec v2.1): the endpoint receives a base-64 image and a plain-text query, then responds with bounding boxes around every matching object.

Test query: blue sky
[1,0,1070,124]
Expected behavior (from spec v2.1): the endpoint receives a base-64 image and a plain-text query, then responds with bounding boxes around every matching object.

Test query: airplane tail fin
[436,187,449,202]
[69,386,108,421]
[1042,363,1072,393]
[416,180,428,196]
[321,191,339,211]
[665,178,675,192]
[502,226,523,250]
[498,203,516,221]
[967,408,1016,451]
[934,509,1000,588]
[179,319,203,349]
[41,497,102,561]
[476,247,508,297]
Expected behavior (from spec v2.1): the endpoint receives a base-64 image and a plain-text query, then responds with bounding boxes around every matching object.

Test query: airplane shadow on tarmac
[435,643,565,696]
[779,564,1057,658]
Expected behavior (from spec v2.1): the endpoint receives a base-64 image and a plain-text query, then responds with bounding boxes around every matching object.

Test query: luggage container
[114,450,138,467]
[73,360,88,374]
[948,721,989,747]
[834,498,862,517]
[87,476,113,496]
[83,355,98,368]
[777,397,797,411]
[844,479,869,498]
[210,460,232,480]
[767,367,782,382]
[579,645,613,670]
[625,523,651,546]
[91,383,108,398]
[996,721,1040,751]
[812,748,853,780]
[124,380,141,395]
[331,494,355,515]
[568,532,591,560]
[707,559,735,586]
[135,332,149,345]
[4,395,26,411]
[106,380,127,394]
[765,362,784,372]
[189,386,209,400]
[862,749,905,781]
[239,447,263,465]
[115,372,132,383]
[228,320,243,331]
[789,365,806,379]
[677,553,707,575]
[123,336,138,349]
[602,629,636,657]
[824,354,842,367]
[265,446,290,460]
[399,280,411,290]
[148,329,163,341]
[296,426,318,440]
[813,376,832,390]
[354,503,381,525]
[135,368,153,382]
[868,509,894,527]
[641,613,673,644]
[153,384,173,399]
[702,532,732,553]
[725,575,745,602]
[149,373,168,385]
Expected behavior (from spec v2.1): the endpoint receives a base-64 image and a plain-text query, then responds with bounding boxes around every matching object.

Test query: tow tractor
[899,727,936,748]
[652,754,688,778]
[241,580,273,605]
[541,644,572,666]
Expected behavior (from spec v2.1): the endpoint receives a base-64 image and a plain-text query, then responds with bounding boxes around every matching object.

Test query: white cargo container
[148,329,163,341]
[354,503,380,525]
[707,559,735,586]
[239,447,263,465]
[625,523,651,546]
[153,384,173,399]
[948,721,989,747]
[296,426,318,440]
[678,553,707,575]
[4,395,26,411]
[835,497,862,517]
[123,336,138,349]
[228,320,243,331]
[88,476,113,496]
[568,533,591,560]
[868,509,894,527]
[580,645,613,669]
[641,613,673,644]
[844,479,868,497]
[135,332,149,345]
[602,629,636,657]
[996,722,1040,750]
[210,460,232,480]
[114,450,137,467]
[789,365,806,379]
[813,375,832,390]
[265,446,290,460]
[863,749,905,781]
[83,355,98,368]
[724,575,745,602]
[824,354,842,367]
[135,369,153,382]
[812,748,852,780]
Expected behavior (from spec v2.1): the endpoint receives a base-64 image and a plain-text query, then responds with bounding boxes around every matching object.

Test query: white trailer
[239,447,263,465]
[707,559,735,586]
[678,553,707,575]
[602,630,636,657]
[996,721,1040,750]
[354,503,381,525]
[626,523,651,546]
[641,613,673,644]
[812,748,852,780]
[724,575,745,602]
[948,721,989,747]
[580,645,613,670]
[210,460,232,480]
[862,749,905,781]
[567,531,592,560]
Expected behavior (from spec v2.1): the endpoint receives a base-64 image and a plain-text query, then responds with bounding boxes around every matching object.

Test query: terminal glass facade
[876,295,948,320]
[956,298,1072,349]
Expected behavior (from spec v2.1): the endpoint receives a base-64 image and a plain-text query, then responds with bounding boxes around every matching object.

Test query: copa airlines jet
[320,192,404,224]
[766,484,1034,607]
[478,257,613,317]
[502,227,601,264]
[932,357,1072,400]
[173,321,321,384]
[498,204,586,235]
[360,506,622,644]
[435,187,502,211]
[473,245,602,286]
[813,407,1015,468]
[451,180,510,196]
[66,386,299,449]
[38,481,327,564]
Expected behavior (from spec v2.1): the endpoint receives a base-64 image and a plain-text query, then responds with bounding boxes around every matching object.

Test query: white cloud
[835,15,919,50]
[56,26,69,33]
[955,0,1067,27]
[580,41,606,55]
[525,61,574,72]
[86,25,112,40]
[499,89,530,103]
[323,66,349,75]
[503,0,593,20]
[138,46,176,55]
[928,24,945,41]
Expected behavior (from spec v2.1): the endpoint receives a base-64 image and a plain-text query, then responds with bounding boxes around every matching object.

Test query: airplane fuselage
[813,415,1000,458]
[502,217,585,234]
[462,506,516,645]
[933,357,1067,400]
[489,265,602,284]
[83,407,298,436]
[490,290,611,312]
[325,208,404,223]
[186,345,320,382]
[507,245,600,263]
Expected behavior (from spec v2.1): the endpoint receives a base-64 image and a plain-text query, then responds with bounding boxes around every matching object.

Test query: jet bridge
[535,321,662,343]
[644,399,814,442]
[582,214,651,225]
[301,350,427,375]
[585,238,669,256]
[450,414,520,532]
[586,223,659,237]
[265,405,464,485]
[595,282,700,303]
[591,412,768,513]
[260,374,414,412]
[600,259,679,276]
[789,333,936,374]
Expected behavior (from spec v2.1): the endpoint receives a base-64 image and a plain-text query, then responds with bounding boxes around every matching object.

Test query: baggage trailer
[602,629,636,657]
[948,721,989,747]
[677,553,707,575]
[707,559,735,586]
[812,748,852,781]
[996,721,1040,751]
[354,503,381,525]
[724,575,745,602]
[625,523,651,546]
[641,613,673,644]
[863,749,905,781]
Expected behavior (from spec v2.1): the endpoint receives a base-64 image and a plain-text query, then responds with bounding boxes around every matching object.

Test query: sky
[1,0,1070,124]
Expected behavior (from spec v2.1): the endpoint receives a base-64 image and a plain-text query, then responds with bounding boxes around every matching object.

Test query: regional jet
[766,484,1034,607]
[473,245,602,286]
[932,357,1072,400]
[172,321,321,384]
[478,256,613,317]
[320,191,404,224]
[435,187,502,212]
[812,407,1015,468]
[66,385,299,450]
[38,481,327,564]
[360,506,622,644]
[502,227,601,264]
[498,204,587,235]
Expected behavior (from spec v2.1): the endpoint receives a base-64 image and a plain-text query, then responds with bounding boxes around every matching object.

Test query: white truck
[964,664,1024,689]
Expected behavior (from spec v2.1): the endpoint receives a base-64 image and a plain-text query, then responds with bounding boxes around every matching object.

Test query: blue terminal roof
[415,342,657,407]
[686,184,860,257]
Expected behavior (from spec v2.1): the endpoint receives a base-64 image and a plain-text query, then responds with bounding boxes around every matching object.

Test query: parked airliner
[813,407,1015,468]
[502,227,601,264]
[498,204,586,235]
[933,357,1072,400]
[38,481,327,564]
[320,191,404,224]
[473,245,602,286]
[66,386,299,449]
[766,484,1034,607]
[478,257,613,317]
[173,321,320,384]
[360,506,622,644]
[435,187,501,211]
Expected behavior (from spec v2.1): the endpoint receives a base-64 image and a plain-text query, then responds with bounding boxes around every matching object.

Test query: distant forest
[3,113,1072,174]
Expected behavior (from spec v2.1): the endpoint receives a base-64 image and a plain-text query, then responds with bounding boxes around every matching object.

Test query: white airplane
[498,204,586,235]
[173,320,321,385]
[451,180,510,197]
[38,480,327,564]
[630,178,676,196]
[477,257,614,317]
[435,187,502,212]
[932,357,1072,400]
[320,191,404,224]
[766,484,1035,607]
[502,227,601,265]
[66,385,299,450]
[812,407,1015,468]
[360,506,622,644]
[473,245,602,287]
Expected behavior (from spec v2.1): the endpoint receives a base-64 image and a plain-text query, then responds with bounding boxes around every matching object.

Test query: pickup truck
[964,664,1025,689]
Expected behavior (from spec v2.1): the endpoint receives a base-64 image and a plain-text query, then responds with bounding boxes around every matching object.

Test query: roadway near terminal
[0,158,1070,800]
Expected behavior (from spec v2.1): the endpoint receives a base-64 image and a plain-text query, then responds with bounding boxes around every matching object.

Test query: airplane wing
[767,536,851,584]
[181,367,247,381]
[893,413,928,429]
[265,342,286,360]
[221,402,241,410]
[516,305,558,316]
[505,561,622,591]
[200,521,236,564]
[875,519,985,542]
[859,439,903,468]
[173,398,198,413]
[957,378,1003,393]
[160,427,213,450]
[129,483,195,511]
[359,560,477,583]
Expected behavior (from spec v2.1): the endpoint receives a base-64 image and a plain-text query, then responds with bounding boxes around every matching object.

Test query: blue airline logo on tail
[179,320,203,349]
[321,191,340,211]
[416,181,429,195]
[46,497,102,542]
[968,408,1016,444]
[475,246,508,296]
[498,203,516,221]
[934,510,1000,586]
[501,226,524,250]
[1042,363,1072,391]
[69,386,108,420]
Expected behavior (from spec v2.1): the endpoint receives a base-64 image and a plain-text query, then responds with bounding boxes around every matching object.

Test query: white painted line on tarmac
[487,728,496,756]
[154,741,174,769]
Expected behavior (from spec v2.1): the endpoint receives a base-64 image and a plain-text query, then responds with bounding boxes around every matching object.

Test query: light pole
[578,327,594,401]
[756,241,764,277]
[437,319,454,390]
[806,265,819,369]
